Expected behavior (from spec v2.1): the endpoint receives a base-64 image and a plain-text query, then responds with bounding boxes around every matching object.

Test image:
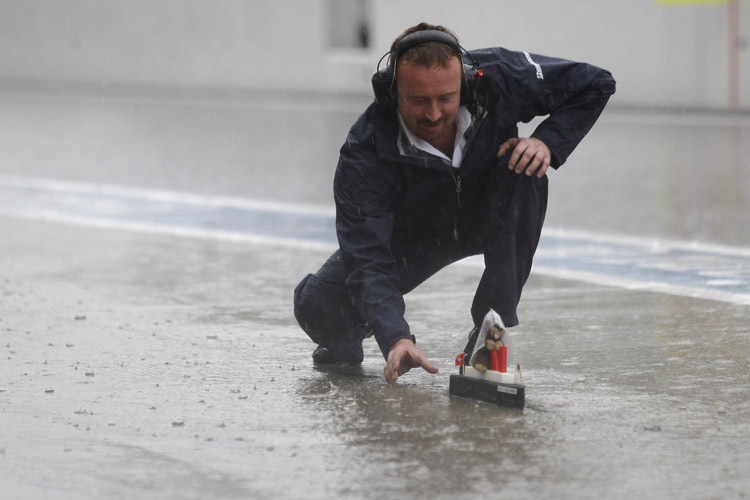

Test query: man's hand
[384,338,438,384]
[497,137,551,178]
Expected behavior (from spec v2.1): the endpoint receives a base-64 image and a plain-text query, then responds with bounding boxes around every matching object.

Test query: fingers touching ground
[384,339,438,384]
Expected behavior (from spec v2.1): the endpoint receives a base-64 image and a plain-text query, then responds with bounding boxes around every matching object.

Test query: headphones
[371,29,485,109]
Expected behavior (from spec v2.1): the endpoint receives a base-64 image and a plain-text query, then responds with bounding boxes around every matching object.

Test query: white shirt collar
[397,106,473,168]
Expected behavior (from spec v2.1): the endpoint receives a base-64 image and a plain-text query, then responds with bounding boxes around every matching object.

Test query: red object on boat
[490,350,501,371]
[455,352,465,366]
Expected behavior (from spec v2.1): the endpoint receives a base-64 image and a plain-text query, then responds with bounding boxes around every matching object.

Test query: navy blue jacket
[333,47,616,357]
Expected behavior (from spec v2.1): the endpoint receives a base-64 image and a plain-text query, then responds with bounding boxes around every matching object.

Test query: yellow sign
[656,0,728,4]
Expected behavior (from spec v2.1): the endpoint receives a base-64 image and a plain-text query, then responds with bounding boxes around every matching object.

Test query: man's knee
[293,273,314,327]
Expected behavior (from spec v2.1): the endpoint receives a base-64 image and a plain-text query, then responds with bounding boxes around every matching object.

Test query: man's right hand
[384,338,439,384]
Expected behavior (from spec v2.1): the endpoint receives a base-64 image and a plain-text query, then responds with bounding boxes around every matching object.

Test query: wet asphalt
[1,90,749,499]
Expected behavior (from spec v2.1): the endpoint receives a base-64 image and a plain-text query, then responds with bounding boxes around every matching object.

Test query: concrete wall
[0,0,747,110]
[369,0,750,110]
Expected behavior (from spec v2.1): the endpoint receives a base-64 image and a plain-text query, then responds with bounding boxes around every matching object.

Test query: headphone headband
[392,30,461,63]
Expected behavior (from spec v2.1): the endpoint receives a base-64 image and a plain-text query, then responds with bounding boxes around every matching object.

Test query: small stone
[172,421,185,427]
[45,388,55,393]
[74,316,87,321]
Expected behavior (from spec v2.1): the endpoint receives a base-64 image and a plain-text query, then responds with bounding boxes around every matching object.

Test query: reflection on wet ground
[1,217,748,499]
[1,91,749,499]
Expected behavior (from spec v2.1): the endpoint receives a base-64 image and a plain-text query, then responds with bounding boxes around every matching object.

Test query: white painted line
[1,209,338,253]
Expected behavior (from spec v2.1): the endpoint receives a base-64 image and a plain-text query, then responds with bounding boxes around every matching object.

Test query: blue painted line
[535,233,750,299]
[1,177,748,305]
[0,181,338,244]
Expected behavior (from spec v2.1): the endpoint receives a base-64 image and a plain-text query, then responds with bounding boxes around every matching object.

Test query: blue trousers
[294,167,548,362]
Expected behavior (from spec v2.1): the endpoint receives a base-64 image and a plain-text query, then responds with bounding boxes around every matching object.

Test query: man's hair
[388,23,461,72]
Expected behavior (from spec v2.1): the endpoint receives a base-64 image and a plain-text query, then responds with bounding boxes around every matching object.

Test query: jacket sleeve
[333,122,413,359]
[476,48,616,168]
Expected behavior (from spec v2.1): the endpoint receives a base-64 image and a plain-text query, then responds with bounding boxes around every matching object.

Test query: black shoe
[312,346,340,364]
[312,345,362,365]
[461,326,481,363]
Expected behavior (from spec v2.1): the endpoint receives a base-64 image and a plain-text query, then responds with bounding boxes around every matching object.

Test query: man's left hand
[497,137,551,178]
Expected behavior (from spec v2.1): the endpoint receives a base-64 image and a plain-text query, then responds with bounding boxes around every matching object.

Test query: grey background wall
[1,0,748,110]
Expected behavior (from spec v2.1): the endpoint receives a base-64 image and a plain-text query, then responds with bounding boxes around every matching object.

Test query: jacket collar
[373,103,489,171]
[370,71,491,170]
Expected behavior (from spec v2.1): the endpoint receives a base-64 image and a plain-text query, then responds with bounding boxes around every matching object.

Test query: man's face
[396,57,462,147]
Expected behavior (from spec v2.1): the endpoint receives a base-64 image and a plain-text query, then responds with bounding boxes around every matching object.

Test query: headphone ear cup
[372,68,397,108]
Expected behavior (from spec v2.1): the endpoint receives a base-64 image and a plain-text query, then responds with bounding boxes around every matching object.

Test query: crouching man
[294,23,615,383]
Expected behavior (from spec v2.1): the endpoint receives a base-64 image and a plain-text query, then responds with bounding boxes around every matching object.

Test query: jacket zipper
[450,170,462,240]
[450,171,462,209]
